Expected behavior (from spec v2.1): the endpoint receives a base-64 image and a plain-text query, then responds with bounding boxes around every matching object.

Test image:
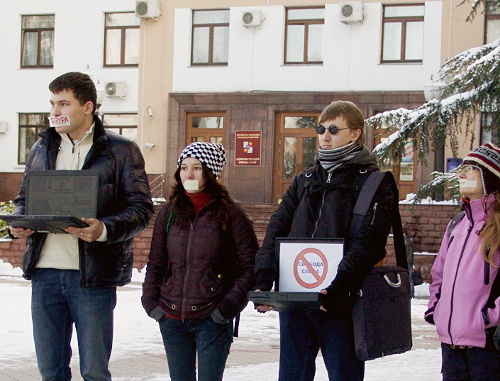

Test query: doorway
[272,112,319,203]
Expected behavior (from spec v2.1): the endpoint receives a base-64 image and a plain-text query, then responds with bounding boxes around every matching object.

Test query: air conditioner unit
[135,0,161,18]
[242,11,263,27]
[339,1,364,23]
[105,82,127,97]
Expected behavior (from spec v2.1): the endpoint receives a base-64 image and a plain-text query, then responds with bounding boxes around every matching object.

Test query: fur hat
[177,142,227,179]
[461,142,500,195]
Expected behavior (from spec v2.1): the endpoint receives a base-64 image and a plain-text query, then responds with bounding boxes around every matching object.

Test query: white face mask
[48,115,71,127]
[183,179,199,192]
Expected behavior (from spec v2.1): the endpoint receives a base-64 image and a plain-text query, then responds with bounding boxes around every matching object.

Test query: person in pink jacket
[425,142,500,381]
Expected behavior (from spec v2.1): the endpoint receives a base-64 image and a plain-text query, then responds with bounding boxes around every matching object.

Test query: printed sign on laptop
[277,238,343,293]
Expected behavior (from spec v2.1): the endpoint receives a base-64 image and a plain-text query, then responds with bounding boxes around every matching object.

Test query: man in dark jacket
[8,72,154,380]
[254,101,399,381]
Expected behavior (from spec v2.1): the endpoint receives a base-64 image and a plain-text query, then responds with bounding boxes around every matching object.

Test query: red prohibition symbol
[293,247,329,289]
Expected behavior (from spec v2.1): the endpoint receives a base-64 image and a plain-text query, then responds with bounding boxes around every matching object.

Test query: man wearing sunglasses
[255,101,400,381]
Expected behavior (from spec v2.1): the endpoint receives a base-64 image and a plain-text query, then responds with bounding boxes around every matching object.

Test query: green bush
[0,201,15,233]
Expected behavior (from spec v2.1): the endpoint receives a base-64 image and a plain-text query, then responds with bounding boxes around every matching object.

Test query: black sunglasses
[315,124,349,135]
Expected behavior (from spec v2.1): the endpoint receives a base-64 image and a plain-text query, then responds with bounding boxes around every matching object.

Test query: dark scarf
[317,142,363,173]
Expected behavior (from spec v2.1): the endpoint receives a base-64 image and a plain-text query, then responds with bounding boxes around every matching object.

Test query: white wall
[172,2,442,92]
[0,0,139,173]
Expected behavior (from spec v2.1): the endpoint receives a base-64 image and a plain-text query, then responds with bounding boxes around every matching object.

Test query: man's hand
[66,218,103,243]
[9,226,35,239]
[254,289,277,313]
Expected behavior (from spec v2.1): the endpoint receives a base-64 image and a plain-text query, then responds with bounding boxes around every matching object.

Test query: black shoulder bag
[350,171,413,361]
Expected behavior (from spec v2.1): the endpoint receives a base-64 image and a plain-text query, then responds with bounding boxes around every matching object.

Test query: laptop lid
[276,238,344,293]
[26,170,99,217]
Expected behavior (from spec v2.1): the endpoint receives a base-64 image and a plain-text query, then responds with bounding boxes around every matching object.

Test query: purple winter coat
[142,199,258,321]
[425,195,500,348]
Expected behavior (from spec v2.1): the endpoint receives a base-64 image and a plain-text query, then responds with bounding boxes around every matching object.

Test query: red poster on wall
[235,131,261,166]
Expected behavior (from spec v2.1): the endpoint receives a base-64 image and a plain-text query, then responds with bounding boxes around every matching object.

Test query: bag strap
[350,171,407,269]
[447,211,465,236]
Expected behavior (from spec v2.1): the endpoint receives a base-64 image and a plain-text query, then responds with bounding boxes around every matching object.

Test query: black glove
[255,268,276,291]
[318,286,336,312]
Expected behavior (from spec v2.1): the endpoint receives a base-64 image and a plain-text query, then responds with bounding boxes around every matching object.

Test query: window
[104,12,140,66]
[480,113,499,145]
[21,15,54,68]
[18,113,49,164]
[102,113,138,141]
[192,10,229,65]
[485,1,500,43]
[285,7,324,64]
[186,112,225,144]
[381,5,424,63]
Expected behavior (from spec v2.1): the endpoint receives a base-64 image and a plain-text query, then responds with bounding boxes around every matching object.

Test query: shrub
[0,201,15,234]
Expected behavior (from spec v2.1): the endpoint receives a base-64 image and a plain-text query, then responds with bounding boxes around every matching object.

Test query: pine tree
[366,0,499,202]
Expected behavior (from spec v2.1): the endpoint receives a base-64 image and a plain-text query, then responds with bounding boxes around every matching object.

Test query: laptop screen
[26,170,99,218]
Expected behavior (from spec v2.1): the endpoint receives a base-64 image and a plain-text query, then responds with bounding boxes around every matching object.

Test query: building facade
[0,0,141,200]
[0,0,497,204]
[137,0,495,203]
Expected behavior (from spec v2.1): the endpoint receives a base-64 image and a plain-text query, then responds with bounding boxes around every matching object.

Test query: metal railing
[149,174,166,201]
[0,225,11,240]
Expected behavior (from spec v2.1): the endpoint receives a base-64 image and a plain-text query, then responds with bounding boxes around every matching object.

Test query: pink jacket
[425,195,500,348]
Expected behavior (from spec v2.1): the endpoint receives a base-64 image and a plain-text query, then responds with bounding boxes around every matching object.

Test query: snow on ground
[0,260,442,380]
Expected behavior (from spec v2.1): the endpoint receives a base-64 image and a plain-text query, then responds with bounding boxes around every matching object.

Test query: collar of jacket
[305,163,376,196]
[39,115,107,145]
[38,115,110,169]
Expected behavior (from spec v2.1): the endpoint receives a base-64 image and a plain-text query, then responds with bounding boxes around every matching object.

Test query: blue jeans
[441,343,500,381]
[158,315,233,381]
[31,269,117,381]
[279,310,364,381]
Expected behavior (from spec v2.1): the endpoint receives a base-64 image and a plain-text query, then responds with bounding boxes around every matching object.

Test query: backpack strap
[447,211,465,236]
[350,171,407,269]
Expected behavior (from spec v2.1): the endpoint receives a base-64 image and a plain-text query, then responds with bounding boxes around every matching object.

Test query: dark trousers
[278,310,364,381]
[441,343,500,381]
[158,315,233,381]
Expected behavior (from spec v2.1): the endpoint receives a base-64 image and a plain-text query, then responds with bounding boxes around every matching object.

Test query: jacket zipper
[447,222,474,345]
[371,203,378,225]
[311,173,331,238]
[181,223,195,321]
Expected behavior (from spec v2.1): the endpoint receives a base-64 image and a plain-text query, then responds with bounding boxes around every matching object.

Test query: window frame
[380,4,424,64]
[484,1,500,43]
[20,14,55,69]
[101,113,138,141]
[191,9,230,66]
[284,6,325,65]
[18,113,49,165]
[103,12,140,67]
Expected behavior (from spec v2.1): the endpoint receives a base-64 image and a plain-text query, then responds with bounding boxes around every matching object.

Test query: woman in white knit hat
[425,142,500,381]
[142,142,259,381]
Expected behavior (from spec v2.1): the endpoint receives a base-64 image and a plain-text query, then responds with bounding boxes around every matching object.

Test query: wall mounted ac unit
[105,82,127,97]
[339,1,364,23]
[242,11,263,27]
[135,0,161,18]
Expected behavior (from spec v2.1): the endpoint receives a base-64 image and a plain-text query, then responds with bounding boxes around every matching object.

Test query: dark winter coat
[255,148,399,314]
[14,116,154,287]
[142,199,259,321]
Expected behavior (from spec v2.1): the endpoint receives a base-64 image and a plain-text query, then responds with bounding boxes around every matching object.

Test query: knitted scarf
[317,142,363,173]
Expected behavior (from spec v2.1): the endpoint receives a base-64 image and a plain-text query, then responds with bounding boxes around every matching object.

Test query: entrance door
[272,112,319,203]
[185,112,226,181]
[186,112,225,144]
[373,111,416,199]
